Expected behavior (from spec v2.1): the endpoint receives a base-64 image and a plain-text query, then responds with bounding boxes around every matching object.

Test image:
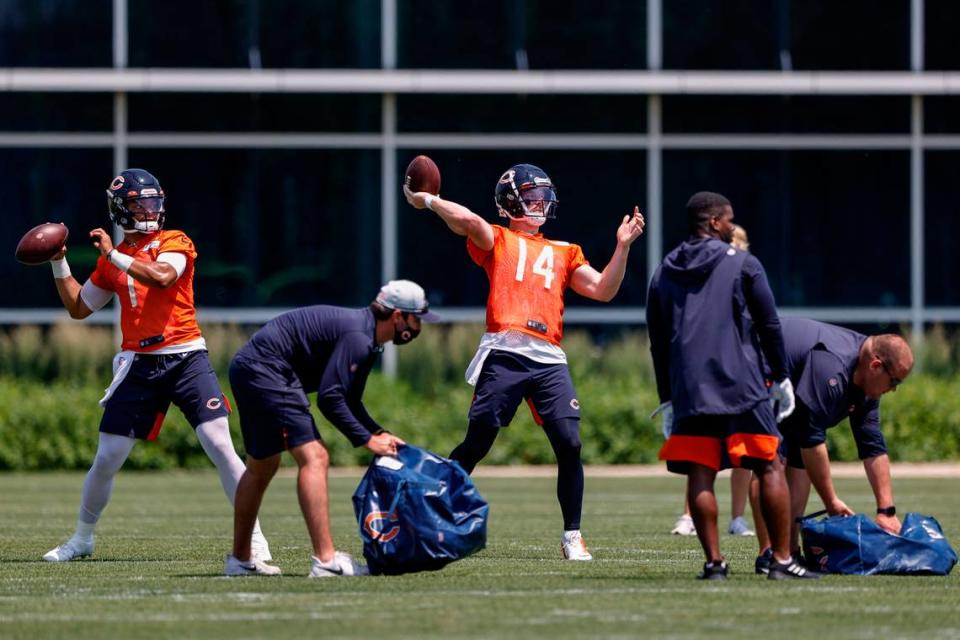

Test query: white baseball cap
[375,279,441,322]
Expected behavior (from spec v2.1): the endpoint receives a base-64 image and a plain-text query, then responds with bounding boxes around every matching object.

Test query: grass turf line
[0,472,957,640]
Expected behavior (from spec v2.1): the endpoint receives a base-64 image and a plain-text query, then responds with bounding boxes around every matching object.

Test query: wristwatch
[876,505,897,516]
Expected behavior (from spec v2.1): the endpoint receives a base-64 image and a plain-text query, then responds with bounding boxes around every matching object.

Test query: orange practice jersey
[467,225,588,345]
[89,230,203,352]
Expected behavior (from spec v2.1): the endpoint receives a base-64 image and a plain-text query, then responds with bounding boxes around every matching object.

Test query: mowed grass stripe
[0,472,957,640]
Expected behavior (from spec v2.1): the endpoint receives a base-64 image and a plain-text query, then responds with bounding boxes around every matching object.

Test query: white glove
[650,401,674,439]
[770,378,796,423]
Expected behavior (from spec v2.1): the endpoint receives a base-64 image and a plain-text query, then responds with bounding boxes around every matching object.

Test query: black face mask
[392,315,421,345]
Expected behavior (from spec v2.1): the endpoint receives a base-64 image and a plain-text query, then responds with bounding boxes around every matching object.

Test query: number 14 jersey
[467,225,588,346]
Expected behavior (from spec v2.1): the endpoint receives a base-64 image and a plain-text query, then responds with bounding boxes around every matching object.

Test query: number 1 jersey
[467,225,588,345]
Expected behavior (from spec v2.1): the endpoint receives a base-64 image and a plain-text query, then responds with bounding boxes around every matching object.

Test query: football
[404,155,441,195]
[15,222,69,265]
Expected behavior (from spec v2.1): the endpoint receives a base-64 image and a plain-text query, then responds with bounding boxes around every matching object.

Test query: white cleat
[728,516,756,536]
[561,530,593,561]
[671,514,697,536]
[308,551,370,578]
[224,554,282,577]
[250,531,272,562]
[43,537,94,562]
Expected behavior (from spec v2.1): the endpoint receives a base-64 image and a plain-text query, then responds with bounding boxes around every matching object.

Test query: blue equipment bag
[800,510,957,576]
[352,444,489,575]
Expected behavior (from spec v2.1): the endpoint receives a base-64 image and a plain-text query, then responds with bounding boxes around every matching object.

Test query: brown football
[404,155,441,195]
[15,222,69,265]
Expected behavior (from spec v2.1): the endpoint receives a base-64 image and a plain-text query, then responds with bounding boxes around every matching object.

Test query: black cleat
[755,547,773,575]
[697,560,729,580]
[768,558,821,580]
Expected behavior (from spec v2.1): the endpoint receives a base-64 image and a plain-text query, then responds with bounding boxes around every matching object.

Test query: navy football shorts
[468,350,581,427]
[100,350,230,441]
[228,355,321,460]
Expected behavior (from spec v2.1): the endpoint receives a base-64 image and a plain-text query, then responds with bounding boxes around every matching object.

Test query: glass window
[397,95,647,133]
[127,149,382,308]
[926,0,960,70]
[924,98,960,134]
[925,152,960,305]
[663,96,910,134]
[128,94,380,133]
[0,1,112,67]
[1,149,113,308]
[398,1,647,70]
[0,94,114,132]
[129,0,380,68]
[663,150,910,307]
[397,150,648,307]
[664,1,909,71]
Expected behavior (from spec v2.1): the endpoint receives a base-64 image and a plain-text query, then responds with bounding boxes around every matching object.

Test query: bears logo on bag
[364,510,400,542]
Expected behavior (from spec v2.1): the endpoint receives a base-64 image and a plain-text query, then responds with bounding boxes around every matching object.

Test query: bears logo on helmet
[494,163,558,222]
[106,168,166,234]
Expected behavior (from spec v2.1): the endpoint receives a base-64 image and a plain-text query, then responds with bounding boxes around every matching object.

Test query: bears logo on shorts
[206,397,223,410]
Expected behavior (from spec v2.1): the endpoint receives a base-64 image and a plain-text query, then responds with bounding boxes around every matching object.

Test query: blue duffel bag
[800,510,957,575]
[352,444,489,575]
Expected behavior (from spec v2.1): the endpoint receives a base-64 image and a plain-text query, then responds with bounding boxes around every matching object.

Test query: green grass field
[1,471,957,640]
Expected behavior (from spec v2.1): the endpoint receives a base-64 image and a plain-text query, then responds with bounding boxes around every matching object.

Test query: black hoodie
[647,237,787,419]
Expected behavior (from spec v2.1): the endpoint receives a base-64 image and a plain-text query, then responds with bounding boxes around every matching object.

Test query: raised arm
[570,207,645,302]
[403,186,495,251]
[90,228,180,289]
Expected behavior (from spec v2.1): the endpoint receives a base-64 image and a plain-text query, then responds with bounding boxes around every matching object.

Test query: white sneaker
[224,554,282,576]
[671,514,697,536]
[250,531,272,562]
[561,530,593,561]
[43,536,94,562]
[728,516,756,536]
[308,551,370,578]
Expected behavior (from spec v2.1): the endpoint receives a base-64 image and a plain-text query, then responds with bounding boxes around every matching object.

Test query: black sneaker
[768,558,821,580]
[754,548,773,575]
[697,560,729,580]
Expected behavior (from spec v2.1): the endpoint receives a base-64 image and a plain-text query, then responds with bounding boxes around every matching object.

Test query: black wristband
[876,506,896,516]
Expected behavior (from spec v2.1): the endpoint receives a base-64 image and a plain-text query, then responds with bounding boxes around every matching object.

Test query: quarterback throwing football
[41,168,271,565]
[405,163,644,560]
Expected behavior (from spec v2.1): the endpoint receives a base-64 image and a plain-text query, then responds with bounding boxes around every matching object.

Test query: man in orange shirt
[41,168,272,566]
[405,163,644,560]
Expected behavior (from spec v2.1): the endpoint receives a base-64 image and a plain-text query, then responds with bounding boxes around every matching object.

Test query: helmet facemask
[106,170,166,234]
[495,165,559,226]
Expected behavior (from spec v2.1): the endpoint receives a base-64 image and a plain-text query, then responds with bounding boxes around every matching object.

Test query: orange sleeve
[88,256,113,291]
[158,231,197,261]
[466,225,501,267]
[567,243,588,275]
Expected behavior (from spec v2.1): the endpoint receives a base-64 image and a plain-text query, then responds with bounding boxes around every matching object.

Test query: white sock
[563,530,582,543]
[76,432,135,534]
[195,418,265,538]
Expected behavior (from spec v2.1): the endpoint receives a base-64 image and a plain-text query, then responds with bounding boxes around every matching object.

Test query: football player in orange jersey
[40,168,272,567]
[405,163,644,561]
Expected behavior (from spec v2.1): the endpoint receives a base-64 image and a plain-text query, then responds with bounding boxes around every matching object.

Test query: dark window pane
[129,0,380,68]
[925,152,960,304]
[126,149,382,308]
[663,150,909,307]
[399,1,647,70]
[664,1,909,70]
[925,98,960,134]
[663,96,910,134]
[926,0,960,70]
[129,94,380,132]
[0,94,113,132]
[1,149,114,307]
[0,1,112,67]
[397,95,647,133]
[397,150,647,308]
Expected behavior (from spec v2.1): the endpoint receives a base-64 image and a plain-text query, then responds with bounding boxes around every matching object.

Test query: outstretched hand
[875,513,902,534]
[403,185,431,210]
[366,432,406,457]
[617,207,645,246]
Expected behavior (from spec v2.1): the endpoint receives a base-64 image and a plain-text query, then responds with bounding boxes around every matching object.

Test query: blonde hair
[731,224,750,252]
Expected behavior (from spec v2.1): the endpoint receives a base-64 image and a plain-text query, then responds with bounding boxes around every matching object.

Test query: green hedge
[0,323,958,470]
